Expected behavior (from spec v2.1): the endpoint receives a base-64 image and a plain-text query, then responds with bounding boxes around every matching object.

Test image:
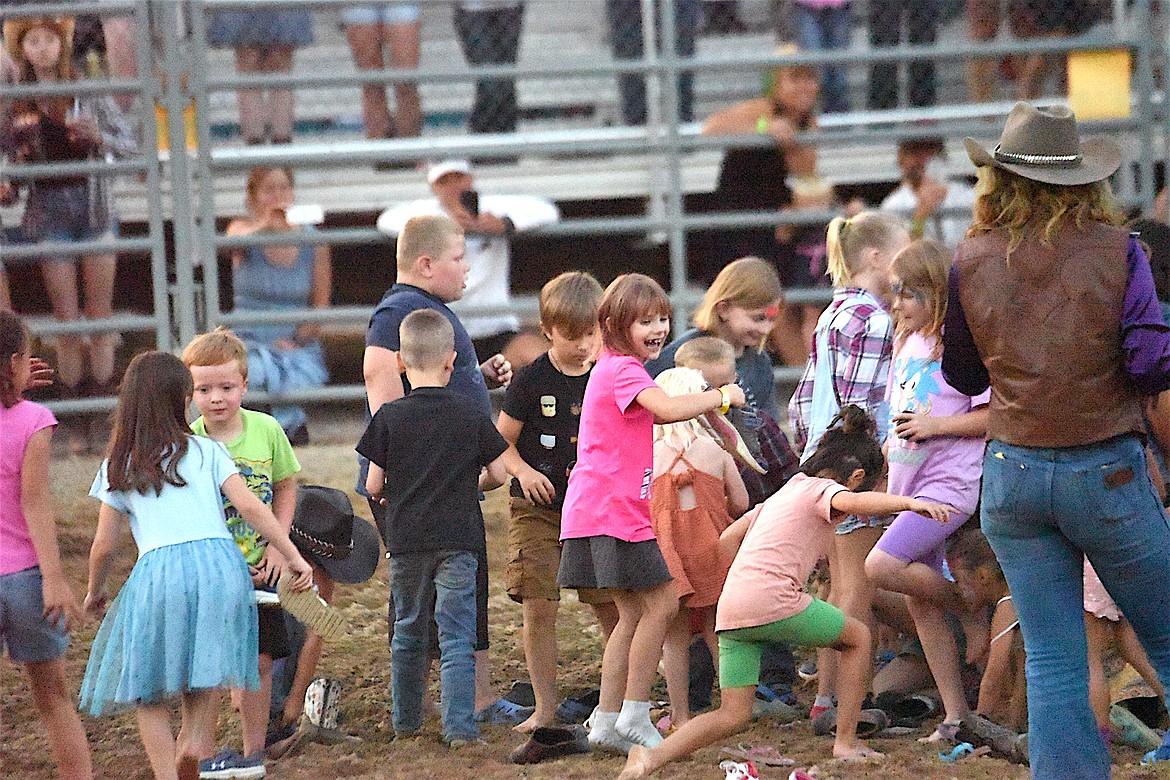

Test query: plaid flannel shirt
[789,288,894,454]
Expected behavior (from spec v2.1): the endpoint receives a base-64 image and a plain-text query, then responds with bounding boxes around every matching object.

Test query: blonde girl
[787,209,910,720]
[650,366,750,731]
[557,274,746,751]
[863,239,990,742]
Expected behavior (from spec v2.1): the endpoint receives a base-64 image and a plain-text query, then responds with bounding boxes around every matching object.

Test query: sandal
[720,743,795,767]
[919,719,962,744]
[939,742,991,763]
[278,575,348,641]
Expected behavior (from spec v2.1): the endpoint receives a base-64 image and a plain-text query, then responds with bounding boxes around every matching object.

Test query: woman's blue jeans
[982,435,1170,780]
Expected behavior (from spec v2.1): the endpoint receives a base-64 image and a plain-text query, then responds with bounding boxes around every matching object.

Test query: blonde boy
[674,337,737,390]
[496,271,618,732]
[359,214,519,722]
[182,327,300,779]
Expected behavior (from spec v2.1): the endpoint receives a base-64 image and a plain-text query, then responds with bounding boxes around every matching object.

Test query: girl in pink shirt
[0,311,93,779]
[619,407,954,778]
[558,274,746,751]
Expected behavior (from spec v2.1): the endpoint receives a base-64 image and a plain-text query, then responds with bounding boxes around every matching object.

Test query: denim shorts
[0,567,70,663]
[341,4,421,26]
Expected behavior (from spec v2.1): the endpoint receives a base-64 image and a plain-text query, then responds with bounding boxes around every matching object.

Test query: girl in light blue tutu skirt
[80,352,314,779]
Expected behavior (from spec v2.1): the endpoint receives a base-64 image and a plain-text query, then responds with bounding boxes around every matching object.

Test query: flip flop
[939,742,991,763]
[720,743,795,767]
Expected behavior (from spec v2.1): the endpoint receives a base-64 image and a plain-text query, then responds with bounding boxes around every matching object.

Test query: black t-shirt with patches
[501,353,589,509]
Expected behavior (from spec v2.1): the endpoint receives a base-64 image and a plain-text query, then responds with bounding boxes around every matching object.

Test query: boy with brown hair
[181,327,300,780]
[360,214,521,723]
[497,271,619,732]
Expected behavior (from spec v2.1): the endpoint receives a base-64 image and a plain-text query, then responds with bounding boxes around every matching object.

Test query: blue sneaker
[198,748,266,780]
[474,697,536,724]
[1142,744,1170,765]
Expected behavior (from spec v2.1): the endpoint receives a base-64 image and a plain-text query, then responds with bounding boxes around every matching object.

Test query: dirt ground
[2,437,1165,780]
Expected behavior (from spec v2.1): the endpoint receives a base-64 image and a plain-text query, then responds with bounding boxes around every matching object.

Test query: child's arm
[977,600,1019,718]
[364,347,405,417]
[366,462,387,503]
[22,427,80,628]
[635,383,746,425]
[496,411,555,505]
[891,405,989,442]
[719,504,761,564]
[84,503,124,614]
[720,449,751,519]
[831,490,955,523]
[221,474,313,591]
[479,454,508,493]
[257,476,298,587]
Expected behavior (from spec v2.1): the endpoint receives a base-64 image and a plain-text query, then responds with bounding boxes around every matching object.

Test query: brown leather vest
[955,223,1144,447]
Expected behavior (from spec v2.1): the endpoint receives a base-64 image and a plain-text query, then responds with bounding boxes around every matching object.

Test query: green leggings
[718,598,846,689]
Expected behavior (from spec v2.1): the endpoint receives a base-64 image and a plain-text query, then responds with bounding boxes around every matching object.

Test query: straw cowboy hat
[3,16,74,64]
[290,485,381,585]
[964,102,1121,186]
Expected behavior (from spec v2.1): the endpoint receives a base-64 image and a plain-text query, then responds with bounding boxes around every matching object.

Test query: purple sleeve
[1122,237,1170,394]
[941,264,991,396]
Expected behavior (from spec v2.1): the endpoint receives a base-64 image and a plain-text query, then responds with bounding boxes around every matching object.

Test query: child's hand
[252,546,284,589]
[722,384,746,409]
[83,588,108,616]
[284,553,314,592]
[42,574,81,631]
[893,411,941,442]
[481,354,512,388]
[909,498,956,524]
[517,466,556,505]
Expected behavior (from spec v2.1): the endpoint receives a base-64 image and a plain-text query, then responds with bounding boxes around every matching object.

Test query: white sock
[814,695,835,710]
[615,699,663,748]
[587,709,634,753]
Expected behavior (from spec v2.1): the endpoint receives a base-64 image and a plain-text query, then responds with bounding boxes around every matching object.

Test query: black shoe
[509,725,590,764]
[286,424,310,446]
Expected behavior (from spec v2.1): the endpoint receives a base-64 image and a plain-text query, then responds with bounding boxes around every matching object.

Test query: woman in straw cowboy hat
[942,102,1170,778]
[1,15,136,452]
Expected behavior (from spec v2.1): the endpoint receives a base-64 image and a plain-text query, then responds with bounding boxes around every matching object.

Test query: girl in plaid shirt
[787,210,909,721]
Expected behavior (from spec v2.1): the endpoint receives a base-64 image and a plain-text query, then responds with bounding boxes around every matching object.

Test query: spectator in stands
[966,1,1063,102]
[206,6,313,144]
[606,0,700,125]
[2,15,137,453]
[867,1,938,111]
[376,159,557,368]
[879,137,976,248]
[0,47,14,313]
[225,167,332,445]
[454,1,524,135]
[701,0,746,34]
[702,47,828,365]
[790,0,851,114]
[342,5,422,143]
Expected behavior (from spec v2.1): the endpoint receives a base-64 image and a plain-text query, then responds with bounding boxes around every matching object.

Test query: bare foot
[618,744,652,779]
[833,742,884,761]
[514,713,554,733]
[918,720,962,744]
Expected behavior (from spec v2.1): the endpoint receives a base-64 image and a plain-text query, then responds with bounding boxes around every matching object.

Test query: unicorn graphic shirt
[886,333,990,514]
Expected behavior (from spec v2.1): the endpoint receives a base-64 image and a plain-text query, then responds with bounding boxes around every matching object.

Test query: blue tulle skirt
[80,538,259,716]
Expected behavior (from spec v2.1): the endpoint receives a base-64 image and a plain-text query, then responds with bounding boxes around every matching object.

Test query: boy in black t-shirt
[496,271,619,732]
[358,309,508,746]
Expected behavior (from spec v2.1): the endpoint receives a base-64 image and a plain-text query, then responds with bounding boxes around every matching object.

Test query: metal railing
[2,0,1163,416]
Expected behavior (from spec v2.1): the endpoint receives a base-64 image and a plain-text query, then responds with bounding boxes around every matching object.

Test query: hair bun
[833,404,877,437]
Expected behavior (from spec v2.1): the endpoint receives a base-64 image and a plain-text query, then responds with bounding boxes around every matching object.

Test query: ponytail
[800,404,884,491]
[825,211,908,288]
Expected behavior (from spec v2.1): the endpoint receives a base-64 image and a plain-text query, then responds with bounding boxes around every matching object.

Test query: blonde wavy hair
[653,367,716,452]
[968,166,1126,258]
[889,239,950,357]
[692,257,783,334]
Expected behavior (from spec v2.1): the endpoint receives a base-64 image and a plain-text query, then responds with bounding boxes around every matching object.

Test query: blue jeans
[244,340,328,433]
[793,4,852,114]
[982,436,1170,780]
[390,550,479,741]
[606,0,698,125]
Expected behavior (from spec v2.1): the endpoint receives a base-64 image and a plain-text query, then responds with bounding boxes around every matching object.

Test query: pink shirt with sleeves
[716,473,847,631]
[0,400,57,575]
[560,350,659,543]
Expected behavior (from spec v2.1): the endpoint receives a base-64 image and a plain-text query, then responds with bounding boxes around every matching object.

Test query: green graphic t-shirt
[191,408,300,565]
